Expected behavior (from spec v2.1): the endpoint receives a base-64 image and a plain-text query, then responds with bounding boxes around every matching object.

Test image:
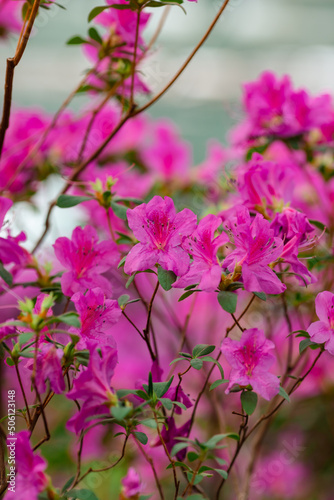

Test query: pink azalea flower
[33,343,65,395]
[238,153,295,217]
[307,291,334,354]
[70,287,121,348]
[173,214,229,292]
[66,342,118,434]
[221,328,280,400]
[124,196,197,276]
[271,207,314,244]
[94,0,150,49]
[5,431,49,500]
[53,225,119,296]
[152,417,191,461]
[224,211,286,295]
[0,0,21,38]
[241,71,332,139]
[121,468,144,499]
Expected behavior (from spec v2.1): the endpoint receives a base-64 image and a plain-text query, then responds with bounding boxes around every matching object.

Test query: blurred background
[1,0,334,162]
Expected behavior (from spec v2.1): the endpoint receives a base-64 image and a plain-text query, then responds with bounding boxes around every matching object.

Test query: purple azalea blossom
[173,214,229,292]
[70,287,121,348]
[33,343,65,395]
[121,468,144,499]
[221,328,280,400]
[307,291,334,354]
[124,196,197,276]
[4,431,49,500]
[224,211,286,295]
[53,225,119,296]
[66,342,118,434]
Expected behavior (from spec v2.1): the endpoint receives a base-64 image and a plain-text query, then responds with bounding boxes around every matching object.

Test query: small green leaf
[153,376,174,398]
[309,219,326,231]
[203,433,239,449]
[253,291,266,301]
[178,290,197,302]
[171,442,189,456]
[111,406,132,421]
[65,489,99,500]
[299,338,319,354]
[279,385,290,402]
[187,451,199,462]
[157,267,176,291]
[118,294,130,307]
[66,36,88,45]
[0,262,12,286]
[133,431,148,445]
[169,357,187,365]
[159,398,173,410]
[55,312,81,328]
[241,391,258,415]
[88,5,112,22]
[88,27,102,44]
[192,344,215,358]
[111,201,128,220]
[210,379,228,391]
[56,194,91,208]
[217,291,237,314]
[190,358,203,370]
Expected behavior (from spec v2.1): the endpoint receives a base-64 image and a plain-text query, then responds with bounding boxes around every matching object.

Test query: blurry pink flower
[141,121,192,181]
[174,214,228,292]
[221,328,280,400]
[271,207,314,244]
[66,342,118,434]
[307,291,334,354]
[5,431,49,500]
[34,343,65,394]
[238,153,295,216]
[0,0,21,38]
[121,468,144,499]
[153,417,191,461]
[224,212,285,295]
[70,287,121,347]
[53,225,119,296]
[124,196,197,276]
[0,196,28,267]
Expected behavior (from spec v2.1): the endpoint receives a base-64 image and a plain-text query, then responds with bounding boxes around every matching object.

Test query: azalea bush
[0,1,334,500]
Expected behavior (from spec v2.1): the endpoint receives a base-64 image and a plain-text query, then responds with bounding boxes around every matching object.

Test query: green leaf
[118,294,130,307]
[210,379,229,391]
[55,312,81,328]
[88,27,102,44]
[171,442,189,456]
[178,290,197,302]
[187,451,199,462]
[159,398,173,410]
[299,338,319,354]
[133,431,148,445]
[111,406,132,421]
[309,219,326,231]
[192,344,215,358]
[217,291,237,314]
[214,468,228,479]
[114,196,143,204]
[279,385,290,402]
[190,358,203,370]
[65,490,99,500]
[141,419,157,429]
[186,472,204,485]
[169,357,187,365]
[111,201,128,220]
[253,291,266,301]
[66,36,88,45]
[203,433,239,449]
[200,356,224,379]
[153,376,174,398]
[61,476,75,494]
[0,262,12,286]
[157,267,176,291]
[88,5,112,22]
[56,194,91,208]
[241,391,258,415]
[125,272,137,289]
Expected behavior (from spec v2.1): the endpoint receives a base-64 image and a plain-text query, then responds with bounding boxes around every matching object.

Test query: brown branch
[0,0,41,156]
